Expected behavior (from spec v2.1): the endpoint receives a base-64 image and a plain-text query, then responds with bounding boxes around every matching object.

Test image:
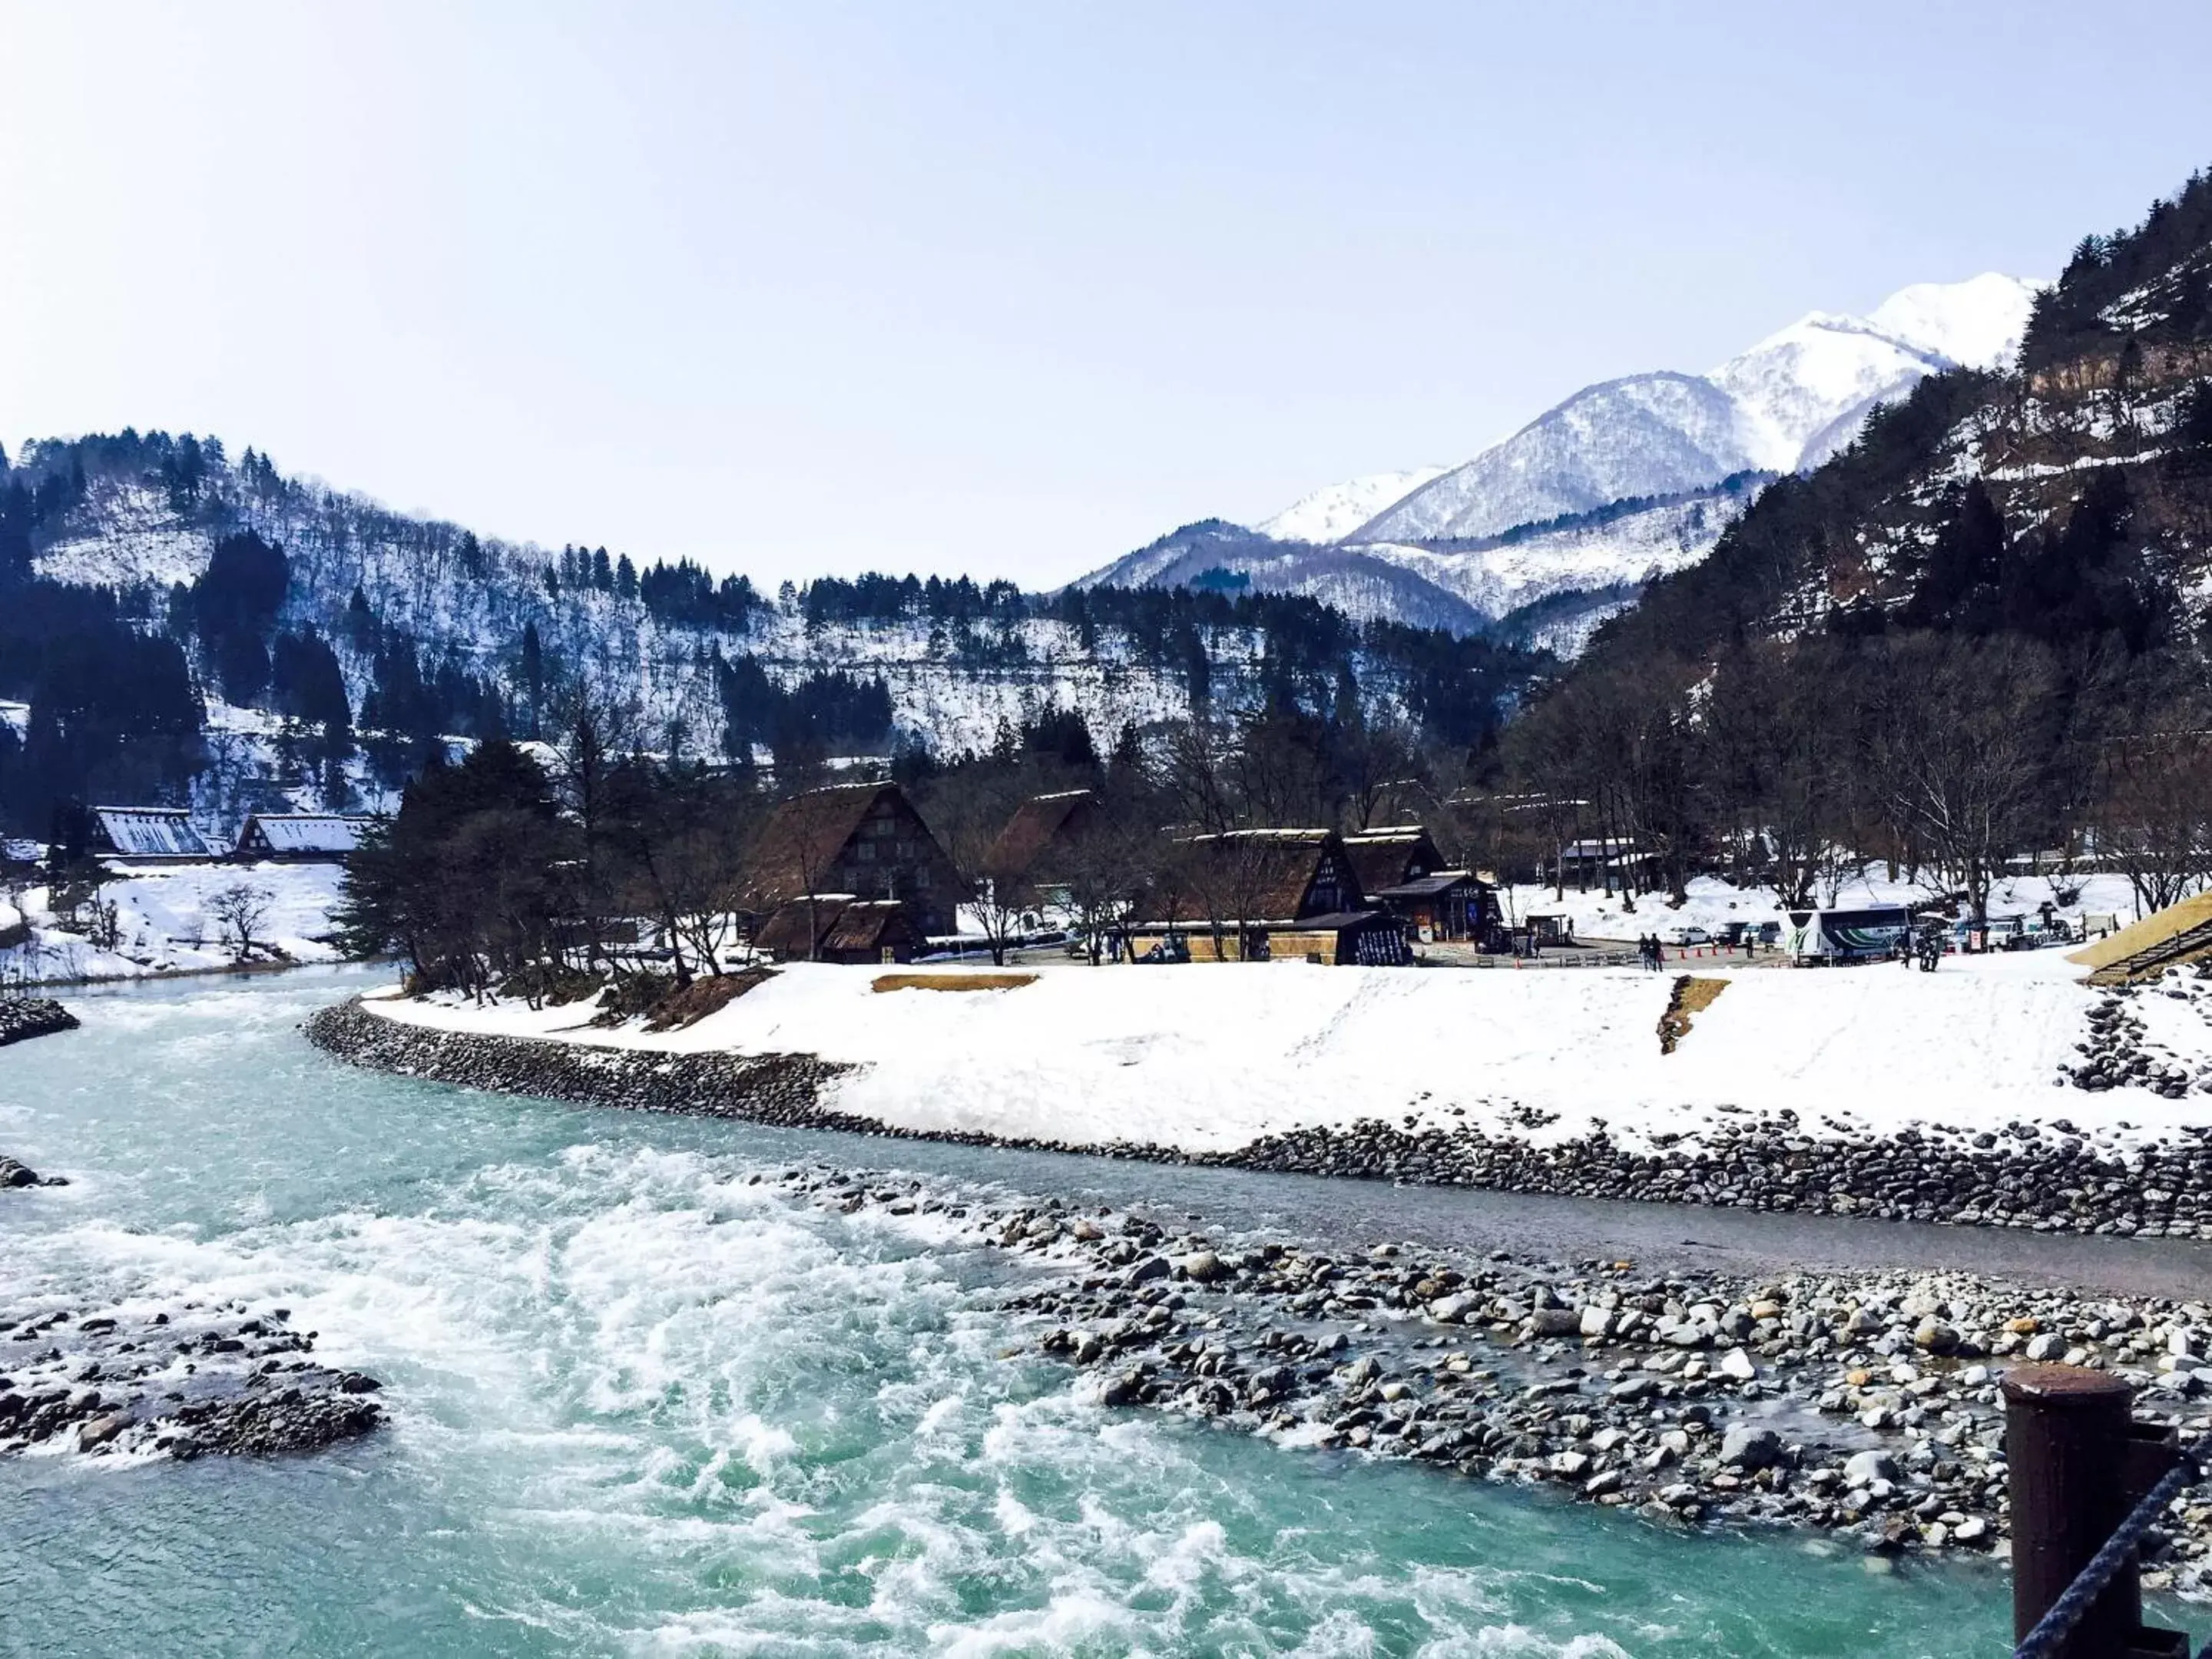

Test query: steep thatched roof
[741,782,896,907]
[92,807,211,859]
[1341,826,1443,896]
[983,790,1095,883]
[754,896,914,958]
[1168,828,1356,925]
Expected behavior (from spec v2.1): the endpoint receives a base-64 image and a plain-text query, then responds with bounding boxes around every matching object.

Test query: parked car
[1134,934,1190,965]
[1667,926,1711,947]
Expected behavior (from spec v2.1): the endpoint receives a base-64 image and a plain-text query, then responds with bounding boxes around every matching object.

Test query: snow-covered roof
[238,813,374,855]
[92,808,211,859]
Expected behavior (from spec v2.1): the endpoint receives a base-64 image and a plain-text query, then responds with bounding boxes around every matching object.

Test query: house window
[856,840,876,863]
[914,867,931,889]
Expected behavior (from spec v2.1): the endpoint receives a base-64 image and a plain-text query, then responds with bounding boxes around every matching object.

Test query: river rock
[1719,1426,1782,1472]
[1180,1250,1226,1283]
[0,998,79,1048]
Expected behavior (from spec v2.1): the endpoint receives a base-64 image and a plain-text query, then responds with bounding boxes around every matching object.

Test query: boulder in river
[0,998,80,1048]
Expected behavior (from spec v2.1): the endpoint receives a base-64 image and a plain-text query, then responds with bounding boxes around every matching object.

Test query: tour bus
[1783,906,1913,965]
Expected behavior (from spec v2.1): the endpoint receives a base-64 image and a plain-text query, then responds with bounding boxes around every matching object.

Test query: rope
[2014,1452,2201,1659]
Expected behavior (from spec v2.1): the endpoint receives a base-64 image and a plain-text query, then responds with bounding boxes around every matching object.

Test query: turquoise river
[0,968,2098,1655]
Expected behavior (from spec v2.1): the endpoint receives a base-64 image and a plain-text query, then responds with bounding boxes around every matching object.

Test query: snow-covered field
[362,943,2212,1161]
[1495,868,2154,947]
[0,861,346,986]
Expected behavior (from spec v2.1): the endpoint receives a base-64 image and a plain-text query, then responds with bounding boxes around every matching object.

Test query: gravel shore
[780,1165,2212,1592]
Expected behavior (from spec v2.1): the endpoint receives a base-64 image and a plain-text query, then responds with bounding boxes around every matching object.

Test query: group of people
[1894,927,1944,972]
[1636,934,1668,971]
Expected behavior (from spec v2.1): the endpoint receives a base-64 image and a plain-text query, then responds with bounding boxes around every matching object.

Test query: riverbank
[316,955,2212,1238]
[774,1164,2212,1591]
[297,972,2212,1589]
[0,861,346,988]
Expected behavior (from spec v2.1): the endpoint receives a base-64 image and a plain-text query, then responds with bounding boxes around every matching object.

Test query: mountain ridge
[1079,274,2042,647]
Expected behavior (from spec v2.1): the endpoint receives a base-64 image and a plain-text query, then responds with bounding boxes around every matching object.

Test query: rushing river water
[0,969,2039,1655]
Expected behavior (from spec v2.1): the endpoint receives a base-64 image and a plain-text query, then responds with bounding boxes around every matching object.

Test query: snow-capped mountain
[1254,467,1449,543]
[1356,273,2039,544]
[1081,273,2042,649]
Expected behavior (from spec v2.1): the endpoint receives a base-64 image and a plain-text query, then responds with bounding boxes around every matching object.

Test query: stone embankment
[310,992,2212,1238]
[306,999,856,1127]
[0,997,78,1048]
[1,1300,383,1460]
[783,1167,2212,1591]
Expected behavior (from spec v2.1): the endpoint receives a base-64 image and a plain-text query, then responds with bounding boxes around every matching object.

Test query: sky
[2,2,2210,591]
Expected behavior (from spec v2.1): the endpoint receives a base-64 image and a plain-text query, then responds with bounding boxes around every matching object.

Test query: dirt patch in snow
[1658,976,1729,1054]
[641,969,777,1031]
[873,972,1038,994]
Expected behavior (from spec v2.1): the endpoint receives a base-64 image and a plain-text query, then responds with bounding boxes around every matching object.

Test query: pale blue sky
[2,2,2208,588]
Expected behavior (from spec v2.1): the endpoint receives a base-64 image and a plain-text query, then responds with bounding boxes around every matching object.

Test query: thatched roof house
[1341,826,1446,896]
[983,790,1097,887]
[90,807,212,863]
[234,813,375,861]
[754,896,919,964]
[741,781,959,937]
[1134,827,1406,963]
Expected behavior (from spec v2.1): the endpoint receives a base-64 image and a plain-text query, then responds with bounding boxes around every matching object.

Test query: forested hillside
[0,434,1543,838]
[1505,167,2212,921]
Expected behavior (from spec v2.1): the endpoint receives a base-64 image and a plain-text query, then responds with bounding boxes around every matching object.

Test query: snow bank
[1496,868,2151,947]
[362,948,2207,1159]
[0,861,345,985]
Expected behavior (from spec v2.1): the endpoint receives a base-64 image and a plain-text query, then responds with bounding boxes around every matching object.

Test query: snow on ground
[363,944,2212,1162]
[0,861,345,986]
[1497,867,2155,946]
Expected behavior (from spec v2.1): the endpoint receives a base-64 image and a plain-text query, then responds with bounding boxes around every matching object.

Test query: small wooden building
[1266,909,1412,966]
[233,813,376,862]
[1134,827,1408,965]
[742,780,961,939]
[1371,870,1495,942]
[89,807,213,863]
[754,896,919,965]
[1553,838,1660,889]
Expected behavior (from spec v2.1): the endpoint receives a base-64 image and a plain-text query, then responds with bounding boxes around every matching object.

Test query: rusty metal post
[2003,1363,2184,1659]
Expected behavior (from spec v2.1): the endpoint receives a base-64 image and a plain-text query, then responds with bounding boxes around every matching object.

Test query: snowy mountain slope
[1870,273,2043,368]
[1352,373,1747,544]
[1708,314,1952,474]
[1254,466,1449,543]
[17,449,1448,770]
[1361,477,1764,618]
[1079,274,2041,649]
[1071,521,1487,632]
[1357,274,2040,545]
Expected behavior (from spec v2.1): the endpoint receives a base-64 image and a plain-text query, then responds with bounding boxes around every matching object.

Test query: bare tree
[917,767,1031,965]
[208,882,273,961]
[1866,634,2056,926]
[1056,803,1156,962]
[2093,715,2212,917]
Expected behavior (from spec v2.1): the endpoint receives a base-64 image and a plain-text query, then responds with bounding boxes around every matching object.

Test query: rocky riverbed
[0,997,79,1048]
[774,1165,2212,1594]
[310,985,2212,1239]
[2,1300,384,1462]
